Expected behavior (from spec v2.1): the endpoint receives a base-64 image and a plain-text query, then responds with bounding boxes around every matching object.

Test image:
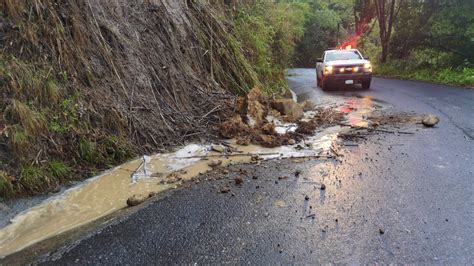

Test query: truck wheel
[321,80,330,91]
[362,81,371,90]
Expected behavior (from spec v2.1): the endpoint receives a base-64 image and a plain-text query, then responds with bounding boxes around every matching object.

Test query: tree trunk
[375,0,401,63]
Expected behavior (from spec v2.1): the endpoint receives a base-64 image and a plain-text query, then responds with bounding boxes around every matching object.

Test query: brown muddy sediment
[0,130,340,258]
[0,94,398,259]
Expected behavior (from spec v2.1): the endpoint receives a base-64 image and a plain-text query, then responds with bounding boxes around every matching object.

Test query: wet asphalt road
[34,69,474,264]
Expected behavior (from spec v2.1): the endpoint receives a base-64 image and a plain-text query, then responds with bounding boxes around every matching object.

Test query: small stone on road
[422,115,440,127]
[234,176,243,185]
[127,194,148,207]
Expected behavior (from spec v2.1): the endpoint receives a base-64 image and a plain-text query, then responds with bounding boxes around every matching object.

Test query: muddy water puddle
[0,128,343,258]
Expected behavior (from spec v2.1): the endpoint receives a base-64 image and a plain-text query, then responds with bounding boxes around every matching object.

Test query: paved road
[26,69,474,264]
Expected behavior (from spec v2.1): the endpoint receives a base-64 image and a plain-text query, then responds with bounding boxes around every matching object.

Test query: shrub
[375,63,474,87]
[47,160,71,181]
[0,173,14,198]
[232,2,307,93]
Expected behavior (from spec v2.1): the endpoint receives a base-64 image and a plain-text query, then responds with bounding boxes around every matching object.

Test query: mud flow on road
[0,81,411,260]
[0,76,391,259]
[0,109,354,258]
[2,69,473,264]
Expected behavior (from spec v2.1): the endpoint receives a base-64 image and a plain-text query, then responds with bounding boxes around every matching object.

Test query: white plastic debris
[131,155,152,183]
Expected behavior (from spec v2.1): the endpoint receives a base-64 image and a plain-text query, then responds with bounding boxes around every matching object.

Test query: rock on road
[14,69,474,264]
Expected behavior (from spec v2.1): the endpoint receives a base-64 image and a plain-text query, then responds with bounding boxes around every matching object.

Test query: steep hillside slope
[0,0,258,196]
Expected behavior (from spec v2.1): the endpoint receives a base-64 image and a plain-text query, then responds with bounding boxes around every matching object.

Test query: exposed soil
[218,87,344,148]
[367,111,423,126]
[296,108,344,134]
[338,111,429,142]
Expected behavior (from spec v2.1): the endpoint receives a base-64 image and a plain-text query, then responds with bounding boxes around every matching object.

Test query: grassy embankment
[0,54,134,197]
[0,1,307,197]
[375,63,474,88]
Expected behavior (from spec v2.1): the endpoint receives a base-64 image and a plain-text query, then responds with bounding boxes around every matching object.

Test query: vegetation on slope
[294,0,354,67]
[3,0,471,197]
[231,1,307,91]
[0,0,307,197]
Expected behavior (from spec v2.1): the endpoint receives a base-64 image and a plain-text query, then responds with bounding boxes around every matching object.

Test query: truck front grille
[334,65,364,74]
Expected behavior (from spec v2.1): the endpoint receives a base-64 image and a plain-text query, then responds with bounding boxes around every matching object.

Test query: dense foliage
[356,0,474,86]
[231,1,307,91]
[290,0,474,86]
[294,0,354,67]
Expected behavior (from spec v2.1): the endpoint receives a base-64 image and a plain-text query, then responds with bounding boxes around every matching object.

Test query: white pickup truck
[316,48,372,90]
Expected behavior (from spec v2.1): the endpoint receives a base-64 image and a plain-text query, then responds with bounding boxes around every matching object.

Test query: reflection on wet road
[287,69,391,128]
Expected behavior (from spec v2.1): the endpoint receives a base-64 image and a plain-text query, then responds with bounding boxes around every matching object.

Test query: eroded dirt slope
[0,0,257,195]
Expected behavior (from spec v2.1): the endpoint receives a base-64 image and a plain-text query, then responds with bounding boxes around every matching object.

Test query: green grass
[0,173,14,198]
[49,97,79,134]
[79,138,102,164]
[47,160,71,181]
[13,161,71,195]
[103,136,135,165]
[8,125,30,155]
[19,166,48,192]
[4,99,45,134]
[375,64,474,88]
[0,53,136,198]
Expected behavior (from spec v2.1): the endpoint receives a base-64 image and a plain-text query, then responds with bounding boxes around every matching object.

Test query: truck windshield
[325,51,361,61]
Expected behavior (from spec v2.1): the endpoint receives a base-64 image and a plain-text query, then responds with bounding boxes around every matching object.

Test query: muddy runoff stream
[0,133,342,257]
[0,96,383,258]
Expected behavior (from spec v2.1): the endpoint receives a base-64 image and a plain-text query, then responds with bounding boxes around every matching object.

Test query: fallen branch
[369,128,395,134]
[180,152,280,159]
[180,153,333,159]
[397,131,415,135]
[343,143,359,146]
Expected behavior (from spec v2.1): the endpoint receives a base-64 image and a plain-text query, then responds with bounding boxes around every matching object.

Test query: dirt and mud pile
[218,87,344,147]
[0,0,258,196]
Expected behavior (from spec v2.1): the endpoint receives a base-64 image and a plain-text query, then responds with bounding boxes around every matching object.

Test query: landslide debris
[208,159,223,168]
[127,194,149,207]
[218,87,344,147]
[367,111,423,126]
[271,99,304,122]
[338,110,437,143]
[296,108,344,134]
[366,111,440,129]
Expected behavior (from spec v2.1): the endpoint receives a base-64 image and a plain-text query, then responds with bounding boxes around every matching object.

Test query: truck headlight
[324,66,333,75]
[364,63,372,73]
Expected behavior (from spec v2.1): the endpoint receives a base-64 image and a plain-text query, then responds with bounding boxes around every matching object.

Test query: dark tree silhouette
[354,0,376,36]
[374,0,403,62]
